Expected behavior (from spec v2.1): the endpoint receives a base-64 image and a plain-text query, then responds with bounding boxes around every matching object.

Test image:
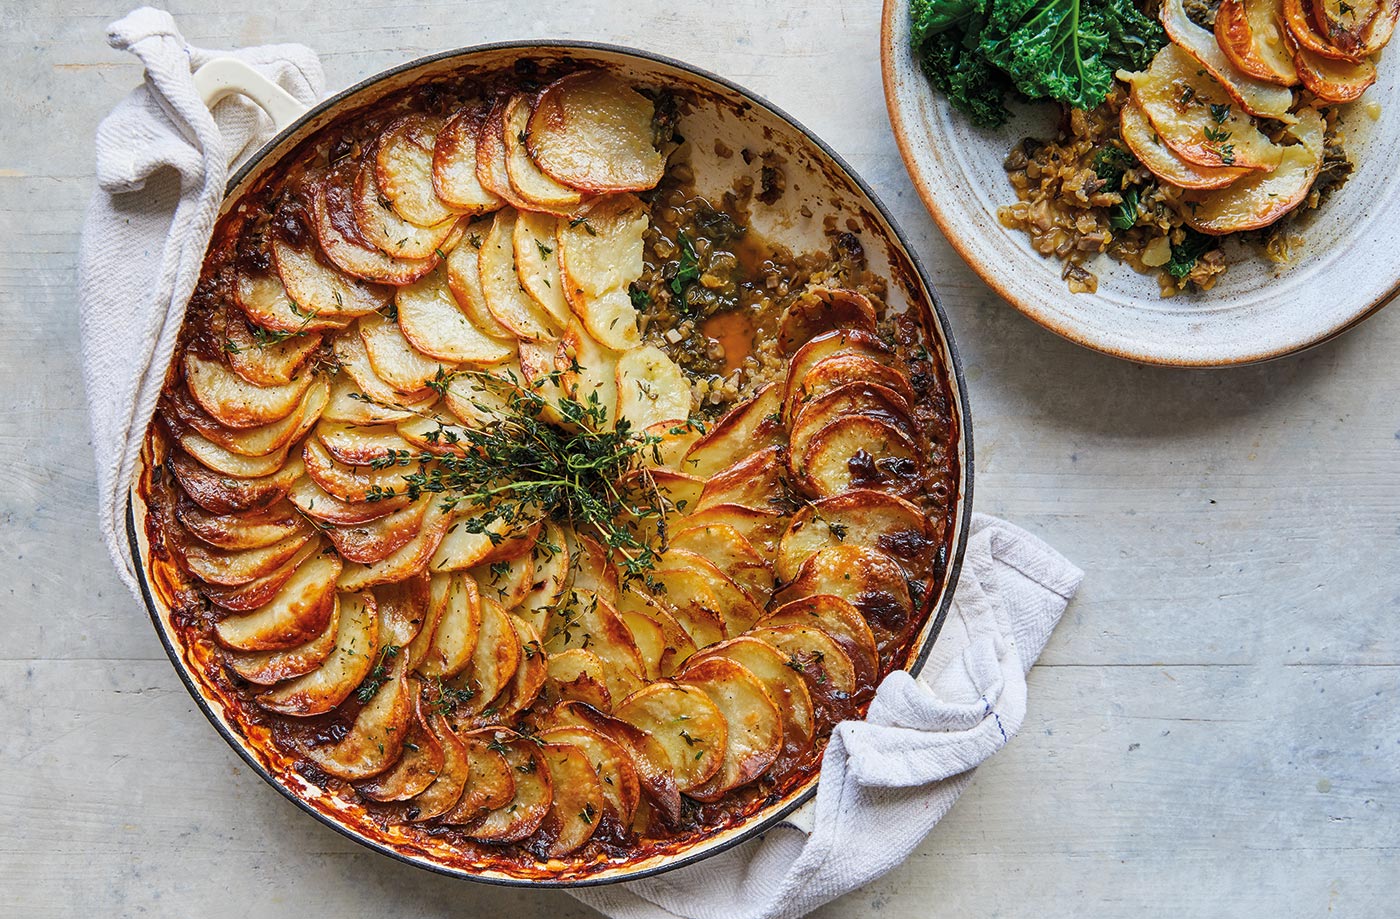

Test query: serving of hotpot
[126,41,973,886]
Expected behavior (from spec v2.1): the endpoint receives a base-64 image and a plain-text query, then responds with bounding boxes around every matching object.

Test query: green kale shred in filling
[910,0,1166,127]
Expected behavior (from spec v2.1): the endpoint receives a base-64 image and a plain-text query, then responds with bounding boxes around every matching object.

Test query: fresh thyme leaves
[356,644,401,703]
[536,239,554,259]
[579,803,596,824]
[669,230,702,298]
[1203,126,1231,143]
[425,675,477,716]
[1209,103,1230,124]
[569,215,598,236]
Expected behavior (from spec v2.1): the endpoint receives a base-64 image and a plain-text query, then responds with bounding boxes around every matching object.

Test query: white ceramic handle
[192,57,308,132]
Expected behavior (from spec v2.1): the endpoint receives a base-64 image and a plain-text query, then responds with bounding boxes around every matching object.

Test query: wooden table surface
[3,1,1397,916]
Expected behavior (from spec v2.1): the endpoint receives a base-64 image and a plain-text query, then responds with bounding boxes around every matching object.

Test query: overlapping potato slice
[336,505,453,590]
[169,449,302,515]
[353,156,460,260]
[686,636,814,775]
[289,474,409,525]
[235,269,350,335]
[1120,100,1252,190]
[1181,107,1325,233]
[1162,0,1297,118]
[683,503,788,564]
[680,383,783,478]
[776,489,938,582]
[200,538,321,612]
[646,567,727,647]
[787,330,896,400]
[212,550,340,650]
[557,321,621,430]
[531,741,605,856]
[316,420,416,469]
[1295,0,1398,55]
[748,624,858,726]
[396,266,515,365]
[223,592,341,684]
[777,288,878,355]
[444,221,517,340]
[616,588,699,678]
[478,208,560,341]
[640,419,703,470]
[272,236,391,320]
[616,346,691,433]
[472,548,534,610]
[668,522,771,607]
[544,647,613,711]
[324,497,431,565]
[676,657,783,800]
[547,701,682,824]
[786,353,917,426]
[445,594,522,722]
[163,381,311,460]
[543,590,646,702]
[376,114,468,228]
[563,531,621,603]
[695,445,790,514]
[438,727,516,825]
[176,498,306,551]
[759,595,879,690]
[176,429,290,478]
[503,95,584,215]
[358,685,446,801]
[657,547,763,635]
[537,726,641,825]
[181,529,313,587]
[513,210,573,324]
[258,590,379,716]
[360,311,456,393]
[775,544,914,640]
[557,194,648,350]
[372,572,432,651]
[333,327,436,407]
[1215,0,1302,85]
[303,658,412,780]
[1122,45,1282,170]
[184,352,313,430]
[521,522,570,629]
[527,70,666,194]
[407,713,472,820]
[613,682,727,793]
[302,436,415,503]
[433,104,506,213]
[475,97,534,211]
[223,319,323,387]
[429,512,534,573]
[797,415,923,500]
[1285,27,1379,100]
[790,380,914,465]
[463,733,551,842]
[492,615,548,722]
[311,162,443,286]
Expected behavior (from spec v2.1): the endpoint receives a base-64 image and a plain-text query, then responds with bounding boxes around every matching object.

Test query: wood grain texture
[1,0,1397,916]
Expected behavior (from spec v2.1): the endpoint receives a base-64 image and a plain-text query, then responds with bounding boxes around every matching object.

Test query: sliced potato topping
[528,70,666,194]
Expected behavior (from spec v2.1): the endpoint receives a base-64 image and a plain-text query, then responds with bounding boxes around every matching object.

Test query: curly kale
[910,0,1165,126]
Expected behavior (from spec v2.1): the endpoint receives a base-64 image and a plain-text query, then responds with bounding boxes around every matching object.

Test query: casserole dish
[126,41,973,885]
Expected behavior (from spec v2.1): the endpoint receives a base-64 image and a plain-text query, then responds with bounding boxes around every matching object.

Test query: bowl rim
[125,36,975,888]
[877,0,1400,368]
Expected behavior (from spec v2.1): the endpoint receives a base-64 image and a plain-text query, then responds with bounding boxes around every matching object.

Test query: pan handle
[192,57,309,132]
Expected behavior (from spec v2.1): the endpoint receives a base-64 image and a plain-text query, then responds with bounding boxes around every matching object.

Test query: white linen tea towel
[77,11,1085,919]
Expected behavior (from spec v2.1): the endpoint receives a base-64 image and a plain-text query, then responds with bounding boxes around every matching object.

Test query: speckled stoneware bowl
[880,0,1400,367]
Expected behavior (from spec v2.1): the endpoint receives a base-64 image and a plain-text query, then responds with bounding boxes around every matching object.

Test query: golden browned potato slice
[547,700,681,825]
[184,352,313,430]
[527,70,666,194]
[544,590,646,703]
[668,522,772,606]
[433,104,506,213]
[444,221,517,340]
[358,684,446,801]
[392,409,472,457]
[615,588,699,678]
[359,310,456,393]
[428,511,529,573]
[1285,28,1379,100]
[530,741,606,856]
[371,571,432,651]
[1181,107,1325,233]
[324,495,430,565]
[775,544,914,641]
[695,445,789,514]
[447,594,522,722]
[258,590,379,716]
[417,572,482,680]
[513,210,573,324]
[471,548,534,611]
[311,162,443,286]
[616,605,665,681]
[1161,0,1297,118]
[521,522,570,629]
[646,567,727,648]
[686,636,814,775]
[200,537,321,612]
[462,733,551,842]
[616,346,691,433]
[748,624,858,726]
[332,326,437,407]
[558,321,620,430]
[684,503,788,564]
[474,97,534,211]
[776,489,938,582]
[777,287,879,355]
[169,449,303,516]
[657,547,764,635]
[272,235,391,321]
[353,157,460,260]
[1311,0,1397,54]
[302,657,411,780]
[440,369,513,428]
[176,429,291,479]
[300,437,415,505]
[640,419,703,471]
[789,381,914,466]
[613,682,727,792]
[175,498,307,551]
[183,377,327,460]
[544,647,613,711]
[759,595,879,691]
[537,726,641,825]
[212,550,339,650]
[797,415,923,500]
[182,529,313,587]
[1123,46,1282,170]
[1215,0,1302,86]
[223,593,341,685]
[315,420,416,467]
[680,383,783,478]
[376,114,468,228]
[676,657,783,801]
[786,330,896,403]
[492,614,548,721]
[786,354,916,427]
[396,266,516,365]
[223,320,323,387]
[557,194,648,350]
[288,474,408,527]
[407,713,472,821]
[503,95,584,215]
[235,269,352,334]
[321,373,433,427]
[336,505,453,591]
[1120,100,1252,190]
[563,530,621,603]
[439,728,517,825]
[479,208,560,341]
[400,573,448,670]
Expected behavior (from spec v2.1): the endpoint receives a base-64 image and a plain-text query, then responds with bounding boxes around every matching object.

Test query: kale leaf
[979,0,1115,113]
[917,29,1016,127]
[1166,228,1215,279]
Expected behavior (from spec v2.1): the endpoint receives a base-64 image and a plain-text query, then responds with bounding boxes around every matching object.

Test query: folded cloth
[572,513,1082,919]
[78,6,323,595]
[76,14,1085,916]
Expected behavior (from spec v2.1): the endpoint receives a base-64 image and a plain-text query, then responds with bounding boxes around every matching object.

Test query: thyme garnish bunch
[366,365,697,590]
